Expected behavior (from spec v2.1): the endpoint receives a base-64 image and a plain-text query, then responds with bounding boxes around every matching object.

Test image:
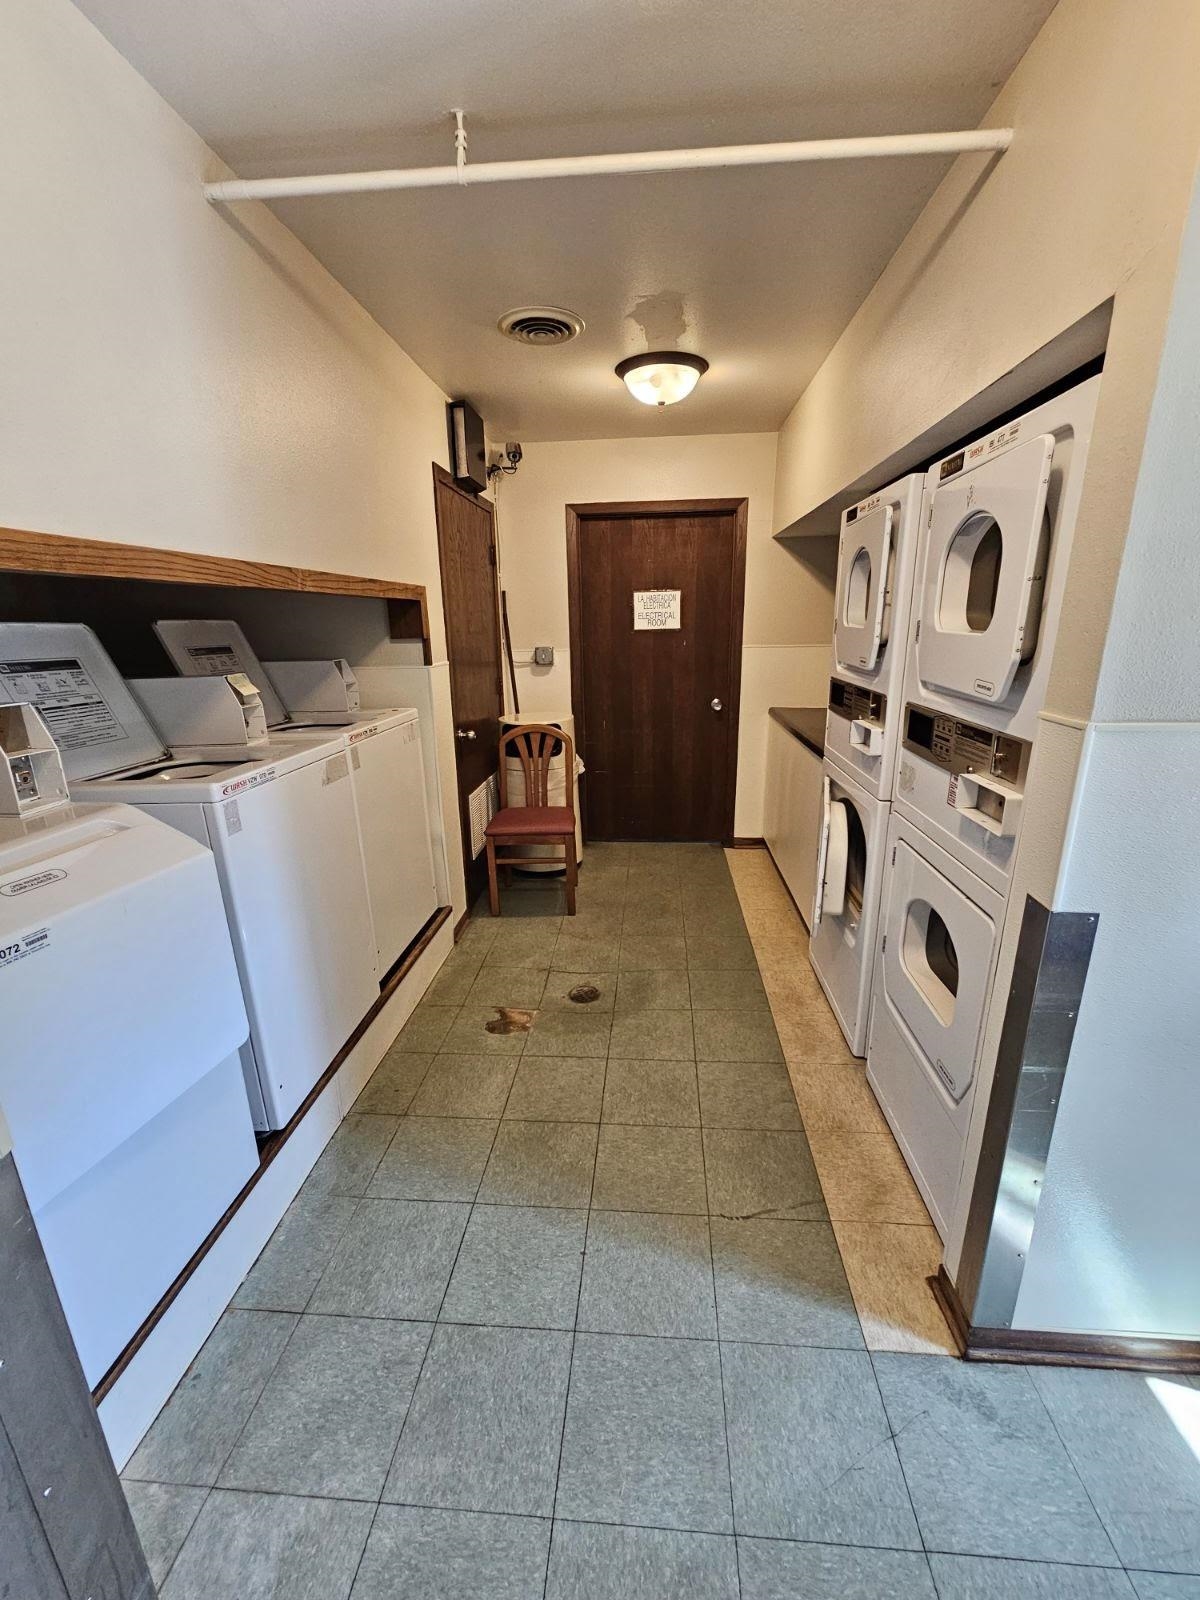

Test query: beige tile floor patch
[832,1219,956,1355]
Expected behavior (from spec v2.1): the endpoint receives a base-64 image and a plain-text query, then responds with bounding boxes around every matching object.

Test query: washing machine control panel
[828,678,886,724]
[902,703,1030,787]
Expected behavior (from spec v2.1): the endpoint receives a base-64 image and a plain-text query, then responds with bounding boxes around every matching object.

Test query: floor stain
[568,983,602,1005]
[484,1006,536,1035]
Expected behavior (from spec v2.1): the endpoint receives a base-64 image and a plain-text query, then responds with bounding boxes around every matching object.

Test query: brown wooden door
[567,499,747,842]
[433,464,503,895]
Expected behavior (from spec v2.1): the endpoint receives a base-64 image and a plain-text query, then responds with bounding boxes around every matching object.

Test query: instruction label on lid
[0,659,127,750]
[0,927,51,968]
[185,643,243,676]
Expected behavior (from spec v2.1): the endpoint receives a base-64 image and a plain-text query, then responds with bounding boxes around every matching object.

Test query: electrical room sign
[633,590,682,630]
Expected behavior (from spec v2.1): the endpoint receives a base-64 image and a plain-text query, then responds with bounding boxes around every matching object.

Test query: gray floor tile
[465,968,549,1010]
[616,969,692,1012]
[621,903,685,937]
[686,933,759,970]
[722,1341,920,1547]
[409,1053,520,1117]
[421,949,485,1005]
[738,1536,937,1599]
[873,1354,1118,1566]
[608,1009,696,1061]
[547,1520,738,1600]
[553,932,621,971]
[352,1505,550,1600]
[1130,1577,1200,1599]
[309,1198,469,1319]
[505,1056,606,1121]
[303,1114,400,1197]
[703,1128,827,1220]
[578,1210,716,1337]
[368,1118,498,1201]
[689,968,770,1010]
[592,1124,708,1214]
[233,1192,359,1312]
[483,928,562,969]
[619,934,689,969]
[161,1488,371,1600]
[353,1051,434,1114]
[929,1554,1138,1598]
[1029,1366,1200,1573]
[524,1008,612,1058]
[392,1004,460,1053]
[698,1061,802,1129]
[441,1205,587,1329]
[539,970,617,1011]
[693,1010,784,1063]
[442,1006,532,1055]
[478,1120,598,1207]
[220,1315,430,1500]
[385,1324,572,1515]
[711,1217,863,1347]
[125,1310,296,1486]
[557,1332,732,1532]
[602,1058,700,1125]
[123,1481,207,1588]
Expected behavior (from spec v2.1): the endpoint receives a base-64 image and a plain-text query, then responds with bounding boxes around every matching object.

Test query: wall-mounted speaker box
[448,400,488,495]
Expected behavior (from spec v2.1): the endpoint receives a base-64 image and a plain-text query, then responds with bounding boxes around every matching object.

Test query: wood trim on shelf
[931,1266,1200,1374]
[0,524,431,659]
[91,903,453,1405]
[725,836,766,849]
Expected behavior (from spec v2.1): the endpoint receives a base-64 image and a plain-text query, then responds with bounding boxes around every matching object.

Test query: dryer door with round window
[834,502,894,675]
[882,838,996,1103]
[918,434,1054,705]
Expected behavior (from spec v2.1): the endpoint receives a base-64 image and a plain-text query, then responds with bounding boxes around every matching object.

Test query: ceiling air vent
[497,307,585,346]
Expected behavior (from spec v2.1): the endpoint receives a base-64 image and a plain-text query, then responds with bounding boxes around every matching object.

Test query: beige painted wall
[497,433,834,836]
[1,0,473,915]
[773,0,1200,724]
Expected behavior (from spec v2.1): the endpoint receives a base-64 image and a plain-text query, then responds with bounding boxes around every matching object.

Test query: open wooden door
[433,464,504,903]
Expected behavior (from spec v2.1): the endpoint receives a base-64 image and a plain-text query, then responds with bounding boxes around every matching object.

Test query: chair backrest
[498,722,575,812]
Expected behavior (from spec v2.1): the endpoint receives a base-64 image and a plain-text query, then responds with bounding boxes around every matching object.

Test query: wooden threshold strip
[92,903,453,1405]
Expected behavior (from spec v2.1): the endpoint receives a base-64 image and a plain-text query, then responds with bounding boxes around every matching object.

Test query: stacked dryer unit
[154,620,439,979]
[810,474,923,1055]
[866,377,1100,1239]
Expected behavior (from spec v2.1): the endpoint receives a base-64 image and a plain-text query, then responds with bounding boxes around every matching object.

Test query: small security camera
[504,442,523,466]
[488,442,523,481]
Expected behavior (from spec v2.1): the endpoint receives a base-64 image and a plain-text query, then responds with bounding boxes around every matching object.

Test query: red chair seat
[486,805,574,837]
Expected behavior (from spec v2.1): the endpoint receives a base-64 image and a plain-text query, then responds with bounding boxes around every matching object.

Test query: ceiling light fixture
[615,351,709,408]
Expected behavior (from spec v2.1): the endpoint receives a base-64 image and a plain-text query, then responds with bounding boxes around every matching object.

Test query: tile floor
[123,844,1200,1599]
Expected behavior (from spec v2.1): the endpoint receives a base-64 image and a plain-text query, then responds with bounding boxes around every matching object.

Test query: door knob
[710,698,723,712]
[456,728,477,740]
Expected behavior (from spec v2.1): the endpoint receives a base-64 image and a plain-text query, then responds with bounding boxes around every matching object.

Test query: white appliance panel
[834,501,894,674]
[154,618,290,729]
[892,752,1019,896]
[349,711,438,972]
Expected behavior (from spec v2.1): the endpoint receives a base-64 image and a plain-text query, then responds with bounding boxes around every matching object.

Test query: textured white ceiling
[72,0,1056,438]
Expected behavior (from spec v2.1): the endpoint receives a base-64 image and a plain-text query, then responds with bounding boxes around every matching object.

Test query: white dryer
[825,474,924,801]
[0,702,257,1386]
[866,813,1005,1239]
[0,625,378,1132]
[894,376,1100,888]
[154,621,439,979]
[808,761,889,1056]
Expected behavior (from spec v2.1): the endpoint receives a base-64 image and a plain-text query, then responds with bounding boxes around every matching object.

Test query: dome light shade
[615,351,709,407]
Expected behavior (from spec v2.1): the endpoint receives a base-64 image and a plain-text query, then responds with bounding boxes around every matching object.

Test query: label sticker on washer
[0,869,66,898]
[223,798,243,836]
[185,643,243,676]
[350,745,362,771]
[0,927,51,968]
[947,774,959,807]
[323,753,349,786]
[0,658,127,750]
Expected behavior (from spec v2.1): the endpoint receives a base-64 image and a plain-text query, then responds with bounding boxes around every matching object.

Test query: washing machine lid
[919,433,1054,705]
[0,624,169,780]
[154,619,291,730]
[835,501,894,675]
[883,836,997,1102]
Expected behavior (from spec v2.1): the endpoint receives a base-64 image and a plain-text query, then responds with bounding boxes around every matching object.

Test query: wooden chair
[485,723,578,916]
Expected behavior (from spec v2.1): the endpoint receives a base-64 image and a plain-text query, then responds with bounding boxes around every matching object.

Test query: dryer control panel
[902,702,1030,788]
[828,678,886,725]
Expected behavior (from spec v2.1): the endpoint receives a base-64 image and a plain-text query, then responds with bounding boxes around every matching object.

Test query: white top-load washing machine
[0,701,257,1386]
[154,620,439,978]
[0,625,378,1132]
[866,376,1100,1237]
[810,475,923,1055]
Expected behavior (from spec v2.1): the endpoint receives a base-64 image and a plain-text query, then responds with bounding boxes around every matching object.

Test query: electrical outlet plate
[533,645,555,667]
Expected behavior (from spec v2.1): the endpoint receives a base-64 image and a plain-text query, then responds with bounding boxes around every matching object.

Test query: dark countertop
[769,705,826,759]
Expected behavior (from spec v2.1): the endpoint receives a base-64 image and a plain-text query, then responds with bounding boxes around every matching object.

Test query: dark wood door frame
[565,497,748,844]
[432,462,504,899]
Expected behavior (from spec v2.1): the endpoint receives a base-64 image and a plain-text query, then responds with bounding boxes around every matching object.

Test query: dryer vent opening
[903,899,960,1024]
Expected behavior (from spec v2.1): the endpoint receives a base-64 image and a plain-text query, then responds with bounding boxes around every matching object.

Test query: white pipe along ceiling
[203,112,1013,203]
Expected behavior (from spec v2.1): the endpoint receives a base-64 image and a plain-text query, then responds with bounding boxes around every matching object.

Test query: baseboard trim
[931,1267,1200,1373]
[453,907,471,941]
[725,836,766,849]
